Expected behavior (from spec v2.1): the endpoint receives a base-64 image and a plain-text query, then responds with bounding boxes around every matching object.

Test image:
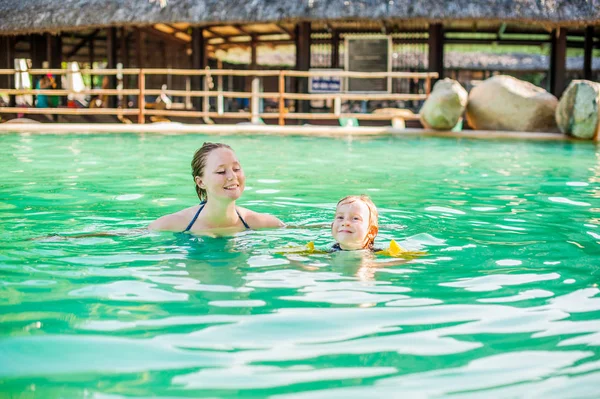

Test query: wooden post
[1,36,16,106]
[331,30,340,69]
[138,69,145,124]
[295,21,311,114]
[135,28,145,112]
[428,23,444,82]
[203,74,210,114]
[550,28,567,97]
[185,77,192,109]
[106,27,118,108]
[251,35,258,69]
[120,27,129,103]
[278,70,285,125]
[425,76,431,96]
[120,28,129,67]
[88,35,95,88]
[48,34,63,109]
[30,34,47,69]
[191,27,206,111]
[251,76,260,123]
[333,96,341,117]
[135,28,145,69]
[217,60,224,115]
[584,26,593,80]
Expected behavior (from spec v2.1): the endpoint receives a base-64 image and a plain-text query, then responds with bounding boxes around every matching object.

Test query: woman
[149,142,283,234]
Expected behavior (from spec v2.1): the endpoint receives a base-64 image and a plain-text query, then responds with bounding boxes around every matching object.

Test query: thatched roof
[0,0,599,35]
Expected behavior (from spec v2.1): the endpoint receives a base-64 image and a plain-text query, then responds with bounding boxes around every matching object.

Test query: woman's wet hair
[191,142,233,201]
[337,195,379,249]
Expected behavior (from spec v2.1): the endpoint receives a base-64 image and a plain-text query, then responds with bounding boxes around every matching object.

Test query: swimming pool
[1,133,599,398]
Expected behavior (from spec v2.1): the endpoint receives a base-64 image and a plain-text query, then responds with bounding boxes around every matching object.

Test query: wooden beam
[584,26,594,80]
[47,34,62,69]
[49,34,63,108]
[331,30,340,68]
[191,27,206,111]
[120,27,129,97]
[136,28,145,68]
[88,35,95,90]
[550,28,567,96]
[382,20,395,35]
[66,30,99,59]
[142,27,189,45]
[0,36,16,106]
[277,24,295,39]
[205,27,228,40]
[106,27,118,107]
[30,34,47,68]
[428,23,444,80]
[165,24,189,36]
[295,22,311,114]
[233,24,252,36]
[120,27,129,66]
[251,35,257,69]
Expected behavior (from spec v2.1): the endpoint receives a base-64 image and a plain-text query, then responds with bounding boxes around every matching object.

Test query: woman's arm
[243,210,285,229]
[148,212,188,232]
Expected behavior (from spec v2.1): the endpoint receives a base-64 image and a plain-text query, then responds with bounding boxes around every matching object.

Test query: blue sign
[309,69,343,93]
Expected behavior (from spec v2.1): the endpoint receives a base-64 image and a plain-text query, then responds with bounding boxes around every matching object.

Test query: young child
[278,194,411,257]
[331,195,380,251]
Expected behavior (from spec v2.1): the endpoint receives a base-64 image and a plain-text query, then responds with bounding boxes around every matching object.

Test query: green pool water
[1,133,600,398]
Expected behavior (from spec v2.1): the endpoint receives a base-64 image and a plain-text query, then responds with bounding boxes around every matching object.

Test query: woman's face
[198,147,245,201]
[331,200,372,250]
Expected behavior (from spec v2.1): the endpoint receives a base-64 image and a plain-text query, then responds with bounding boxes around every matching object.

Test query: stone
[466,75,559,132]
[3,118,40,124]
[555,80,600,140]
[419,78,467,130]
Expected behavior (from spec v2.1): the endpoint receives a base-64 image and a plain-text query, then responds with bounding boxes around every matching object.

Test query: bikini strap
[236,209,251,229]
[183,202,206,232]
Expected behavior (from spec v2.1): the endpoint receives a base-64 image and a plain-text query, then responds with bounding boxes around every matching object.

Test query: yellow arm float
[375,240,427,258]
[276,241,330,255]
[277,239,425,257]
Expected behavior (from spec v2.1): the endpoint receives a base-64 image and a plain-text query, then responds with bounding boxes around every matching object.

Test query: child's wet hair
[336,195,379,249]
[191,142,233,201]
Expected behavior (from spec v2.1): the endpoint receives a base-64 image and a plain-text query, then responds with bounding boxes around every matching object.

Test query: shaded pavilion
[0,0,598,114]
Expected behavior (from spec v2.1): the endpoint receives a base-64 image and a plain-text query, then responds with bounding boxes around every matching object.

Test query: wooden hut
[0,0,598,121]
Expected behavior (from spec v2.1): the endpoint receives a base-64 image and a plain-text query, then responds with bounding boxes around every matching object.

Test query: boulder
[3,118,40,124]
[419,78,467,130]
[555,80,600,140]
[466,75,559,132]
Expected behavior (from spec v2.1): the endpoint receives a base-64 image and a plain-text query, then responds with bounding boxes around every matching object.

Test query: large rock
[466,75,559,132]
[419,78,467,130]
[3,118,40,124]
[556,80,600,140]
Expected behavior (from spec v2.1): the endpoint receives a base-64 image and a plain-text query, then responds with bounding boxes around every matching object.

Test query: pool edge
[0,123,576,141]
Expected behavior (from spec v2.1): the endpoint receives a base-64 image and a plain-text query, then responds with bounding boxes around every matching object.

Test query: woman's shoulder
[148,205,200,232]
[237,206,284,229]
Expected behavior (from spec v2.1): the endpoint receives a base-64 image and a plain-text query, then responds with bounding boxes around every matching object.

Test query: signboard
[345,36,391,93]
[309,69,343,93]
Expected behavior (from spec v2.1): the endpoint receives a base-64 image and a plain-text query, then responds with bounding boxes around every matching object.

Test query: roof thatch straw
[0,0,598,35]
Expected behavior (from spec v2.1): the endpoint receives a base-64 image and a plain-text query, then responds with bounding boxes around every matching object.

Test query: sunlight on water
[1,133,599,398]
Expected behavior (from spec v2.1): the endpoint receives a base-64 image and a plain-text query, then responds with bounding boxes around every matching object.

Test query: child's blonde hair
[336,195,379,249]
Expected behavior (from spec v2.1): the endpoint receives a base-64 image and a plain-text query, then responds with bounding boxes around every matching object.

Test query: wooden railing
[0,68,438,125]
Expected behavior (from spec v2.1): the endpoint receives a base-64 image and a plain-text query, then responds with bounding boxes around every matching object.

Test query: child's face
[332,200,372,250]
